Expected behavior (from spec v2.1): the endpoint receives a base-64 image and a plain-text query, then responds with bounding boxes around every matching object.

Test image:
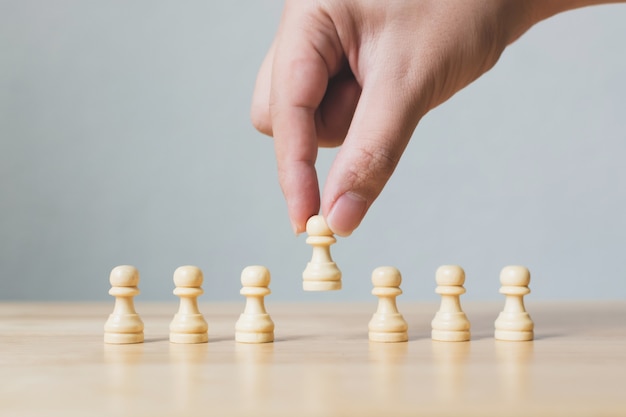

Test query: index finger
[270,7,342,234]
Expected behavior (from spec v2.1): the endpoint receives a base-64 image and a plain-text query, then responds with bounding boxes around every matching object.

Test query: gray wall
[1,1,625,302]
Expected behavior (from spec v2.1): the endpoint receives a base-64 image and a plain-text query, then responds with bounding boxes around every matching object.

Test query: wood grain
[1,301,625,416]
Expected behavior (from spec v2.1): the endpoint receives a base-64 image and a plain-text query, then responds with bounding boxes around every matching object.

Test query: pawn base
[495,329,534,341]
[431,329,471,342]
[104,332,144,344]
[368,331,408,343]
[169,332,208,344]
[236,331,274,344]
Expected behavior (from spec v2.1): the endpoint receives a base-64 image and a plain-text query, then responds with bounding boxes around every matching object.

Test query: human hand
[251,0,611,236]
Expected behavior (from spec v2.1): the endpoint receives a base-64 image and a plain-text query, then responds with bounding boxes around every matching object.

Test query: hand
[251,0,613,236]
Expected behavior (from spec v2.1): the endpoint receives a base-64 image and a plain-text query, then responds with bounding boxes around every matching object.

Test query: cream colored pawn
[495,266,534,341]
[235,266,275,343]
[104,265,144,344]
[302,215,342,291]
[169,266,208,344]
[431,265,471,342]
[368,266,408,343]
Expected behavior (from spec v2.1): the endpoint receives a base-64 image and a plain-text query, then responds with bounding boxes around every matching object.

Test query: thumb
[322,76,425,236]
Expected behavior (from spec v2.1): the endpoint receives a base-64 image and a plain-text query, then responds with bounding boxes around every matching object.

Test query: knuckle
[343,141,400,197]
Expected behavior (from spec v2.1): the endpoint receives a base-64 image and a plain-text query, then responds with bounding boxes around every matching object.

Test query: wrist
[527,0,625,23]
[499,0,623,46]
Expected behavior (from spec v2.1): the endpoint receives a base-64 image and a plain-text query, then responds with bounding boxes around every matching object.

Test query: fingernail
[290,219,302,236]
[326,192,368,237]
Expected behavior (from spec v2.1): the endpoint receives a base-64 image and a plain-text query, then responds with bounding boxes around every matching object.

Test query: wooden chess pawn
[302,215,342,291]
[104,265,144,344]
[368,266,408,343]
[235,266,275,343]
[495,266,534,341]
[431,265,471,342]
[170,266,209,344]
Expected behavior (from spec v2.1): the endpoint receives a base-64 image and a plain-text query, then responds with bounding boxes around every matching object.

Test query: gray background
[1,1,625,302]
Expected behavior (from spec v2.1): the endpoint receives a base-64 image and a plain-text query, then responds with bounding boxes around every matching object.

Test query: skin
[251,0,625,236]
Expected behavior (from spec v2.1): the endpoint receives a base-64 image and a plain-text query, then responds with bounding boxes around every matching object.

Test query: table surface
[1,300,625,417]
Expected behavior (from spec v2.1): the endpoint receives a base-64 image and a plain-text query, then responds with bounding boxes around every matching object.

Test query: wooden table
[1,301,625,416]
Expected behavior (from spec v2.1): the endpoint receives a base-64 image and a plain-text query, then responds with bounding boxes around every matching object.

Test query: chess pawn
[236,266,275,343]
[170,266,209,344]
[302,215,342,291]
[431,265,471,342]
[368,266,408,343]
[104,265,144,344]
[495,266,534,341]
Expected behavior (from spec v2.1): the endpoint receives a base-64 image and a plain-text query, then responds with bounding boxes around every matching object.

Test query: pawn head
[174,265,203,287]
[500,265,530,286]
[241,265,271,287]
[306,215,333,236]
[436,265,465,286]
[371,266,402,287]
[110,265,139,287]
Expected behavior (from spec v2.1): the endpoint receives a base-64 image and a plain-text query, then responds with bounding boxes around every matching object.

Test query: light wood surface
[1,301,625,417]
